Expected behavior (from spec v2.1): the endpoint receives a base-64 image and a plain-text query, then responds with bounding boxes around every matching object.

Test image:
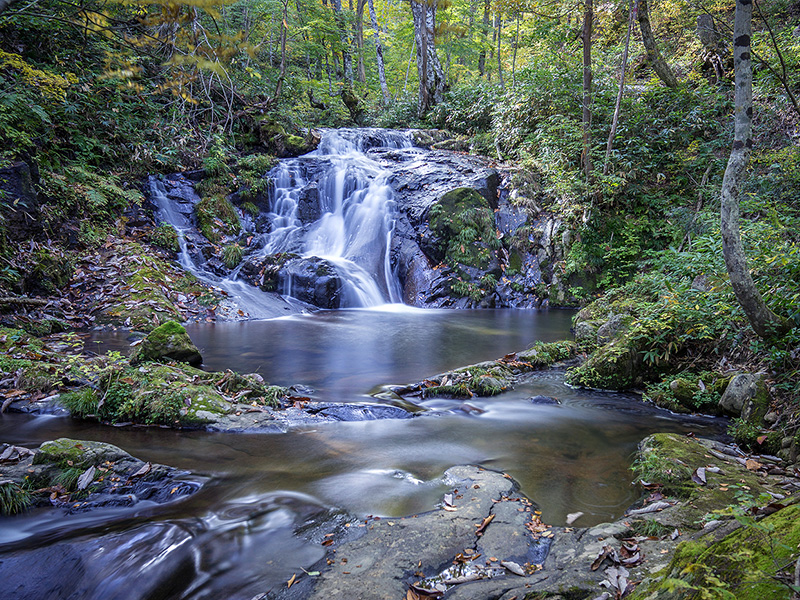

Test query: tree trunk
[496,13,504,90]
[512,14,520,86]
[603,0,636,175]
[721,0,788,339]
[637,0,677,88]
[356,0,367,83]
[0,0,17,15]
[478,0,490,76]
[332,0,353,83]
[581,0,593,182]
[411,0,445,114]
[271,0,289,102]
[367,0,390,104]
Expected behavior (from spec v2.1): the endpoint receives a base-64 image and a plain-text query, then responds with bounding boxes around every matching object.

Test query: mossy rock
[631,503,800,600]
[33,438,130,469]
[566,329,641,390]
[429,188,491,238]
[632,433,776,513]
[60,360,288,428]
[130,320,202,366]
[196,195,241,243]
[149,223,179,253]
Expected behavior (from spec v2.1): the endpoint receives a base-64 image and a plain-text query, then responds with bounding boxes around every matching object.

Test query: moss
[149,223,179,253]
[728,418,782,455]
[632,433,775,513]
[61,360,288,428]
[644,372,730,414]
[636,505,800,600]
[517,340,577,367]
[566,329,640,390]
[33,438,130,469]
[196,195,241,243]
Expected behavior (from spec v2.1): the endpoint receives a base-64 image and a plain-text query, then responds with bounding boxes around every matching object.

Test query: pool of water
[0,308,726,600]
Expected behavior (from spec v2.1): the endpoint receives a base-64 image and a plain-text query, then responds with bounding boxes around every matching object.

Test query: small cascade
[258,128,410,307]
[148,128,412,314]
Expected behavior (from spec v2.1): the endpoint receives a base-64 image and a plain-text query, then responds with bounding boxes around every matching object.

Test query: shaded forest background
[0,0,799,436]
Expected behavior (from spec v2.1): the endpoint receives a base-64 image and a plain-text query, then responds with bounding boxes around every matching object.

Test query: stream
[0,129,727,599]
[0,310,725,600]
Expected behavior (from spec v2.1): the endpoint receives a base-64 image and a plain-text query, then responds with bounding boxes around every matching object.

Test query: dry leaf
[287,574,296,589]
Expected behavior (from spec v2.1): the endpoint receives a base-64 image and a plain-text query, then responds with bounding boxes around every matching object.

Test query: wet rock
[307,403,412,421]
[130,320,203,366]
[528,395,560,405]
[277,256,346,309]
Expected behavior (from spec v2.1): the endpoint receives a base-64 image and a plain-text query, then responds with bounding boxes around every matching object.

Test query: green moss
[644,372,730,414]
[728,418,782,455]
[566,330,640,390]
[61,360,288,428]
[517,340,577,367]
[196,195,241,243]
[637,505,800,600]
[150,223,180,252]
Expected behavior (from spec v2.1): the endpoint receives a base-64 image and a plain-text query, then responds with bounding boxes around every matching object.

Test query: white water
[148,178,300,319]
[149,129,412,312]
[258,128,411,306]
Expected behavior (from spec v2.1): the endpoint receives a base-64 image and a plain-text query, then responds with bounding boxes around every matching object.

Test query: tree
[581,0,593,182]
[637,0,677,88]
[720,0,788,338]
[410,0,445,114]
[367,0,390,104]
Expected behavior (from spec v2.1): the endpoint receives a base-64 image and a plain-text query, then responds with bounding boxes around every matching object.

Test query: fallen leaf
[77,466,96,491]
[475,513,495,534]
[287,573,296,589]
[692,467,707,485]
[745,459,763,471]
[501,560,526,576]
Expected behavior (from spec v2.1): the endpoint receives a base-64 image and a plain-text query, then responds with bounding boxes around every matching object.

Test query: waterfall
[148,128,410,314]
[258,128,410,306]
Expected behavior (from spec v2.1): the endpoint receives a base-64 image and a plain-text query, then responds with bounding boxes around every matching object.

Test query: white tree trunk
[721,0,787,338]
[368,0,390,104]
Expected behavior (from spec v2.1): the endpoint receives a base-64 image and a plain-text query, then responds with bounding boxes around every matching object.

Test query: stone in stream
[130,320,203,367]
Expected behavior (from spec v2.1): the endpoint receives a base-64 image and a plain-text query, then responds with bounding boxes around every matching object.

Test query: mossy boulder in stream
[130,320,202,366]
[61,360,288,427]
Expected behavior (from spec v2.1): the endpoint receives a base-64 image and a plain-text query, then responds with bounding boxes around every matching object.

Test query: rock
[130,320,203,366]
[718,373,770,420]
[34,438,131,469]
[669,378,697,402]
[596,314,633,345]
[256,118,320,157]
[528,395,560,405]
[277,256,346,309]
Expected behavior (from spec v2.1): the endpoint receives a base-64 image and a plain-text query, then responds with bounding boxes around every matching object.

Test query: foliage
[0,480,32,516]
[150,223,180,253]
[196,195,241,243]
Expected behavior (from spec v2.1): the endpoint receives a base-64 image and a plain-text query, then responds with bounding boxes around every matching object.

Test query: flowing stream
[0,131,728,599]
[0,310,726,600]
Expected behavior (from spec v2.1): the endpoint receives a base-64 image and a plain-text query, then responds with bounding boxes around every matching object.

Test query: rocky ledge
[265,433,800,600]
[0,438,202,517]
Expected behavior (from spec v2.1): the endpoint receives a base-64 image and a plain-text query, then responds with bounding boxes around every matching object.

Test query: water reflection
[1,309,727,599]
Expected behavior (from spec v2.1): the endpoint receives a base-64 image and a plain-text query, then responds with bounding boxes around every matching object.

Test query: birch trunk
[721,0,788,338]
[603,0,636,175]
[582,0,593,182]
[367,0,390,104]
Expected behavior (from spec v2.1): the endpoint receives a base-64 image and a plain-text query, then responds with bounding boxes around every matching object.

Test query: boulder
[130,320,203,366]
[718,373,770,420]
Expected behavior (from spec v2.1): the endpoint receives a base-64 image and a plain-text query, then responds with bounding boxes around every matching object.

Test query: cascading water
[149,128,411,313]
[257,128,410,306]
